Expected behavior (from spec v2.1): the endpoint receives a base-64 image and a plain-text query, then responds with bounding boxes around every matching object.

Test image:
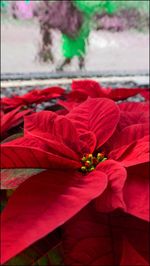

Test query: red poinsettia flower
[1,86,65,112]
[62,203,149,266]
[71,79,149,101]
[0,106,32,140]
[1,98,149,263]
[58,79,149,111]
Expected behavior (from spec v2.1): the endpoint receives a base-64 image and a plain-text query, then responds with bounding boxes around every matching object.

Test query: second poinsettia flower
[1,86,65,112]
[58,79,149,112]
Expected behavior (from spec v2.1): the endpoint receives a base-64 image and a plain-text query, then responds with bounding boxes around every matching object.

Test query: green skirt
[62,17,91,58]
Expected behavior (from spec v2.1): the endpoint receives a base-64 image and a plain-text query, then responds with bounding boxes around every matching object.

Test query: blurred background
[1,0,149,74]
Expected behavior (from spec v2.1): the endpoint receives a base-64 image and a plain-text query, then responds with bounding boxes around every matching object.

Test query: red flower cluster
[1,86,64,112]
[58,79,149,112]
[0,80,149,265]
[0,86,64,141]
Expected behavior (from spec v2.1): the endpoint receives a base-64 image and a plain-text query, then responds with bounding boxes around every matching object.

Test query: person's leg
[38,24,54,63]
[79,56,85,69]
[56,58,72,71]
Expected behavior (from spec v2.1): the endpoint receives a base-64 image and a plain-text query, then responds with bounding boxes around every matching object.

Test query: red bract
[5,230,63,266]
[72,80,149,101]
[58,80,149,111]
[1,86,65,112]
[117,102,149,131]
[140,89,150,101]
[0,107,32,140]
[123,163,149,221]
[1,98,149,263]
[62,203,149,266]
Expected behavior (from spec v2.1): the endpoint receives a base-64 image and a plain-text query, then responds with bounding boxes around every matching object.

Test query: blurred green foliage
[105,0,149,14]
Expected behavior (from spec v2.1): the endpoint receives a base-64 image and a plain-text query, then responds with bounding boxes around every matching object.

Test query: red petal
[121,237,149,266]
[1,87,64,111]
[52,115,94,155]
[63,204,149,265]
[123,163,149,221]
[67,98,120,148]
[58,90,88,111]
[22,86,64,105]
[24,111,57,134]
[1,107,31,138]
[25,111,95,156]
[95,160,127,212]
[5,231,62,266]
[111,123,149,150]
[117,102,149,131]
[72,80,107,98]
[63,204,122,266]
[1,97,24,112]
[1,169,107,263]
[140,90,150,101]
[118,111,149,131]
[58,98,80,112]
[79,130,97,154]
[109,136,149,167]
[1,136,80,169]
[118,214,149,265]
[108,88,146,101]
[31,86,64,102]
[72,80,145,101]
[105,123,149,156]
[118,102,149,112]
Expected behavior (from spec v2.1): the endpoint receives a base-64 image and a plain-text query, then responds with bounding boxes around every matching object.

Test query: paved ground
[1,21,149,73]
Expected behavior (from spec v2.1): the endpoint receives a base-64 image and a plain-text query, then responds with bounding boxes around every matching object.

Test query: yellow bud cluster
[80,152,107,173]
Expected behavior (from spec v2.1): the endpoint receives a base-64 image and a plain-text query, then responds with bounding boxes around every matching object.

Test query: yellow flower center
[80,152,107,173]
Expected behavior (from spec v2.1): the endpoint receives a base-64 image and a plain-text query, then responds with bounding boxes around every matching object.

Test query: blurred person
[7,0,149,69]
[7,0,117,70]
[34,0,118,70]
[34,0,84,69]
